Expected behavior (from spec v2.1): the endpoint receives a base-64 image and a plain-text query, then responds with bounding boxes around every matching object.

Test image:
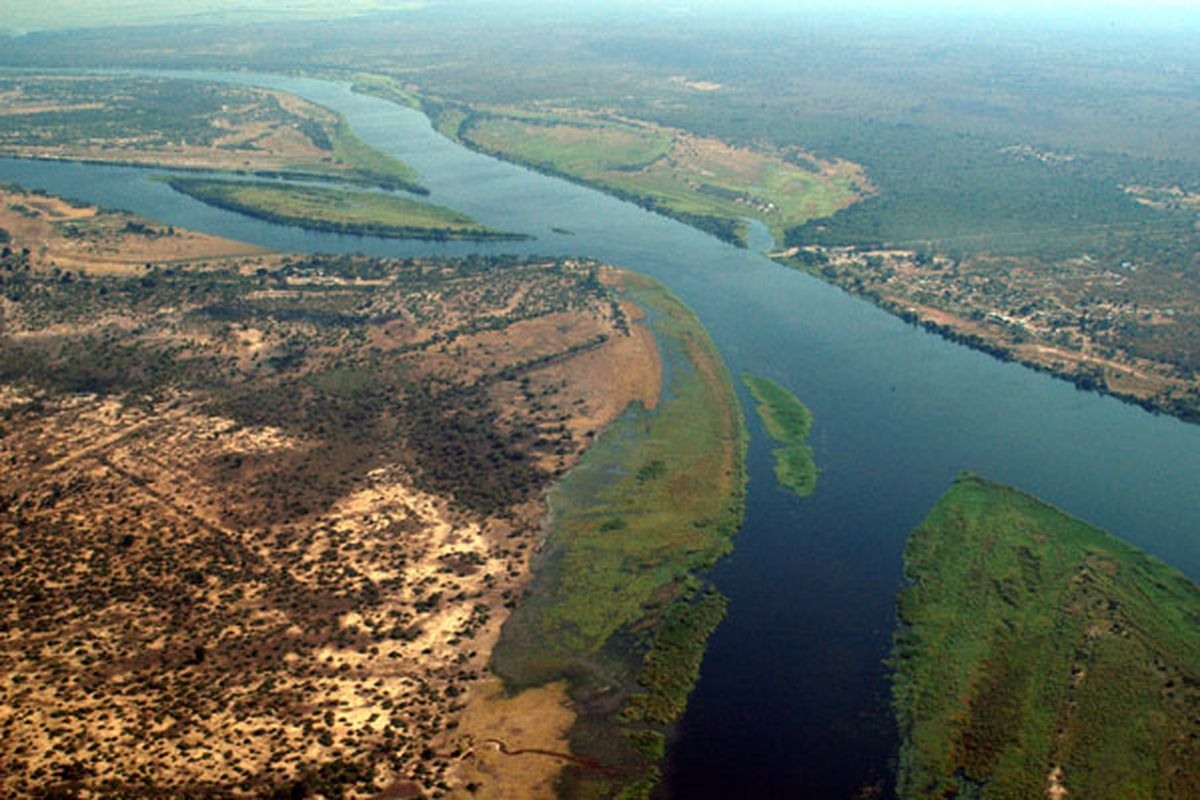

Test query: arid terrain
[1,184,269,275]
[0,193,662,797]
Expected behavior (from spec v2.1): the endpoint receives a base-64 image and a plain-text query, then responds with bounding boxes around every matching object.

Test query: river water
[3,73,1199,798]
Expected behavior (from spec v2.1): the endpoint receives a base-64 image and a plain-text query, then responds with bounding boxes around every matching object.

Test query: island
[893,473,1200,799]
[164,177,529,241]
[743,373,818,498]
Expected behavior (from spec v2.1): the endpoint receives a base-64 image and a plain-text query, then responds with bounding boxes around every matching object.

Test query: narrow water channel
[3,72,1199,798]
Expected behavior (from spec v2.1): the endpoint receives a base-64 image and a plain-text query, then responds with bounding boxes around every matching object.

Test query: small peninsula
[743,373,818,497]
[893,473,1200,799]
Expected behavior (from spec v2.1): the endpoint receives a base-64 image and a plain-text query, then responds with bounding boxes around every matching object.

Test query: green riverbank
[894,473,1200,799]
[491,271,747,798]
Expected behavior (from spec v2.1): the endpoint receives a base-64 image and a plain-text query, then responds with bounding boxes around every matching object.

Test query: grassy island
[491,272,747,798]
[743,374,818,498]
[163,177,529,240]
[893,473,1200,800]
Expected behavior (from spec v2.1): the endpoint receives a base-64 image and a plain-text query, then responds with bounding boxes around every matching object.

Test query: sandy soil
[0,186,270,274]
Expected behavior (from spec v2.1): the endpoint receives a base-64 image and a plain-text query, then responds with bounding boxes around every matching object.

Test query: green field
[492,272,746,797]
[743,373,818,498]
[893,473,1200,799]
[163,177,527,241]
[458,110,863,248]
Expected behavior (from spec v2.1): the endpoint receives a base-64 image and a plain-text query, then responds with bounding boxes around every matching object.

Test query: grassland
[743,373,818,498]
[455,108,867,248]
[491,271,747,797]
[164,177,527,240]
[893,473,1200,799]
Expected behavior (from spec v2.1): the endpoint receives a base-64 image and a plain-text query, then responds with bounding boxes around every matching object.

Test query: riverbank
[479,271,747,798]
[347,77,866,249]
[775,245,1200,425]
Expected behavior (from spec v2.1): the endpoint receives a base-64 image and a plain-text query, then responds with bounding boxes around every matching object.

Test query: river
[3,72,1199,799]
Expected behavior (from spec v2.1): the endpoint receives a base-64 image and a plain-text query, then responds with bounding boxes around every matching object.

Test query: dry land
[0,191,670,797]
[894,473,1200,799]
[0,184,268,275]
[0,75,424,191]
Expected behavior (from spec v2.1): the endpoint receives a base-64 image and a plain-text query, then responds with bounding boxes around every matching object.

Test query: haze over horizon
[2,0,1198,32]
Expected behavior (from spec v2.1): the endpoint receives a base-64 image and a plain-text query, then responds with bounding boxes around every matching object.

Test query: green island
[893,473,1200,799]
[399,100,867,248]
[743,374,818,498]
[492,272,747,798]
[163,177,529,241]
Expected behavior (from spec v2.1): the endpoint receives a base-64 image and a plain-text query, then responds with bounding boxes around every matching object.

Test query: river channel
[3,72,1199,799]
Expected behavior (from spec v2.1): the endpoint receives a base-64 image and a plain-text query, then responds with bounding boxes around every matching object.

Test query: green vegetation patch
[893,473,1200,800]
[459,110,862,248]
[322,114,424,192]
[621,588,728,725]
[492,272,746,797]
[743,373,818,498]
[163,177,528,241]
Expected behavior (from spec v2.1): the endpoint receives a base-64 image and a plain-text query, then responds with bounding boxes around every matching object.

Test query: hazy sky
[2,0,1196,33]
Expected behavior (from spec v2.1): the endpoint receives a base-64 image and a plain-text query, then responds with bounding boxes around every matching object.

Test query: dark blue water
[4,73,1199,799]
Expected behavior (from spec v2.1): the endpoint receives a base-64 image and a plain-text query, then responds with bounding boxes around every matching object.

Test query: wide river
[4,73,1199,799]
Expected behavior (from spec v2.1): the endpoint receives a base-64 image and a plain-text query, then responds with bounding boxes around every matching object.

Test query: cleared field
[0,184,268,275]
[164,177,528,240]
[460,110,868,247]
[893,473,1200,799]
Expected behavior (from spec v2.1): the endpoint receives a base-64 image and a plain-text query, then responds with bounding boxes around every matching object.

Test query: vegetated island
[743,373,818,498]
[164,177,530,241]
[483,272,747,798]
[893,473,1200,800]
[0,186,671,798]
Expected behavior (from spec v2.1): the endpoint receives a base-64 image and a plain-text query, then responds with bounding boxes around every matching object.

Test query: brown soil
[0,186,270,275]
[0,198,664,798]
